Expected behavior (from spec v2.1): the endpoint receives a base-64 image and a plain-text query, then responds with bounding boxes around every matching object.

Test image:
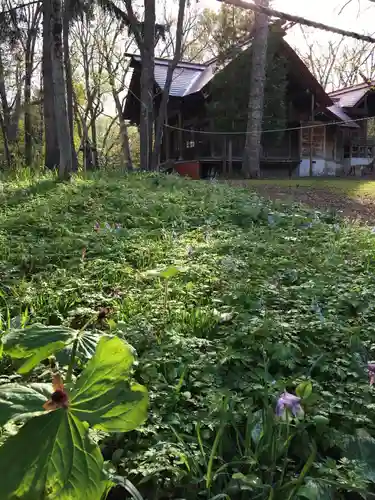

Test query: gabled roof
[129,55,211,97]
[127,38,332,105]
[277,40,332,107]
[125,40,368,127]
[329,82,374,108]
[326,104,359,128]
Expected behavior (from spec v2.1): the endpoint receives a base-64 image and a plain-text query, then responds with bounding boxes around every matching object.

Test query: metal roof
[129,40,333,106]
[327,105,359,128]
[329,83,373,108]
[184,65,215,95]
[131,55,209,97]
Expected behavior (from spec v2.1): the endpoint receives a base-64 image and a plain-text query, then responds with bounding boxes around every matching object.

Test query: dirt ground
[226,180,375,225]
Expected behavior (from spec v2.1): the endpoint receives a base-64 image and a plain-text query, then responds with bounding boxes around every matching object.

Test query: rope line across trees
[164,114,373,135]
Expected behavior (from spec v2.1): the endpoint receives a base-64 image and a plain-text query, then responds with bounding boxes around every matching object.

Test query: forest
[0,0,374,178]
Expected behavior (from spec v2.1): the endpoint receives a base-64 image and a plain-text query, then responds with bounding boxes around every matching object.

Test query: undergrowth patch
[2,173,375,499]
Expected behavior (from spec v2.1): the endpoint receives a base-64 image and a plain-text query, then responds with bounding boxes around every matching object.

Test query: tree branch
[0,0,40,17]
[218,0,375,43]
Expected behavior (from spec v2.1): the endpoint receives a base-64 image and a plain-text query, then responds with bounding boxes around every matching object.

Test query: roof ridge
[329,81,374,95]
[126,53,208,70]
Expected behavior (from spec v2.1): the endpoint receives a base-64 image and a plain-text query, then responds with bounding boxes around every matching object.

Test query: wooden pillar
[228,138,233,177]
[165,115,170,161]
[192,128,197,159]
[209,118,214,158]
[309,93,315,177]
[178,111,183,159]
[194,130,199,160]
[222,136,227,176]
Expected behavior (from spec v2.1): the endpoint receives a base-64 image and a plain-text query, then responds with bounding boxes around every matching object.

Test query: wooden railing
[349,144,375,158]
[167,131,301,162]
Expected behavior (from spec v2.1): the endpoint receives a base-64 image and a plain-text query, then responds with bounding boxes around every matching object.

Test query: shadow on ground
[227,181,375,225]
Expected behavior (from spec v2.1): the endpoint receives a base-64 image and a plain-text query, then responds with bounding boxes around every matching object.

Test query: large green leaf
[0,410,106,500]
[76,329,101,360]
[70,336,148,431]
[94,382,148,432]
[57,330,101,366]
[0,382,51,426]
[3,324,76,374]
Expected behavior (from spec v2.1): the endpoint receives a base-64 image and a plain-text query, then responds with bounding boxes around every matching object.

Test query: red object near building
[174,160,201,180]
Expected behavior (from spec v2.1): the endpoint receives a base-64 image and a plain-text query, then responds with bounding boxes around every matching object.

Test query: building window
[186,140,195,149]
[301,123,325,157]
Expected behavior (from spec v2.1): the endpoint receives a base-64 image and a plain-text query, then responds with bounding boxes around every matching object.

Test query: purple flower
[276,392,303,418]
[368,363,375,385]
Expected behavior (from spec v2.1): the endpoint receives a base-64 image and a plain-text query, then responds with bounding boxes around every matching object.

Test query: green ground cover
[1,172,375,499]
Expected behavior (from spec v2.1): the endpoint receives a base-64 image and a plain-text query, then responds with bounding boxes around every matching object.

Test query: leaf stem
[66,335,79,384]
[66,314,97,383]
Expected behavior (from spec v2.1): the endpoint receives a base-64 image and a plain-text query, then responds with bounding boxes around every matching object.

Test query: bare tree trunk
[38,72,44,146]
[151,0,186,171]
[43,0,59,169]
[63,7,78,171]
[9,64,22,144]
[0,51,11,147]
[51,0,72,180]
[0,110,11,168]
[24,50,33,167]
[243,0,269,178]
[140,0,155,171]
[105,55,133,170]
[113,89,132,170]
[72,87,82,144]
[117,102,133,170]
[24,6,42,167]
[80,20,99,169]
[91,118,98,167]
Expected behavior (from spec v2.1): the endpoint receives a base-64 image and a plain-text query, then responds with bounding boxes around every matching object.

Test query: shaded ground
[226,179,375,225]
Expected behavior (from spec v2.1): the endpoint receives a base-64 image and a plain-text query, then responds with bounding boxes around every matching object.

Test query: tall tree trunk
[243,0,269,178]
[43,0,59,169]
[140,0,155,171]
[0,110,11,168]
[63,6,78,171]
[51,0,73,180]
[24,48,33,167]
[72,88,82,146]
[91,118,98,168]
[9,85,22,144]
[38,73,44,146]
[81,28,98,169]
[116,98,133,170]
[151,0,186,171]
[105,56,133,170]
[0,51,11,148]
[24,6,42,167]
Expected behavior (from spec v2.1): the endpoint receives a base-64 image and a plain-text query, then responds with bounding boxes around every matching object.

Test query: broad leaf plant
[0,324,148,499]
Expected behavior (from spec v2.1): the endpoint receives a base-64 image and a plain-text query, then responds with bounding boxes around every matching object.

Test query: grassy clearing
[231,178,375,198]
[228,179,375,224]
[2,173,375,498]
